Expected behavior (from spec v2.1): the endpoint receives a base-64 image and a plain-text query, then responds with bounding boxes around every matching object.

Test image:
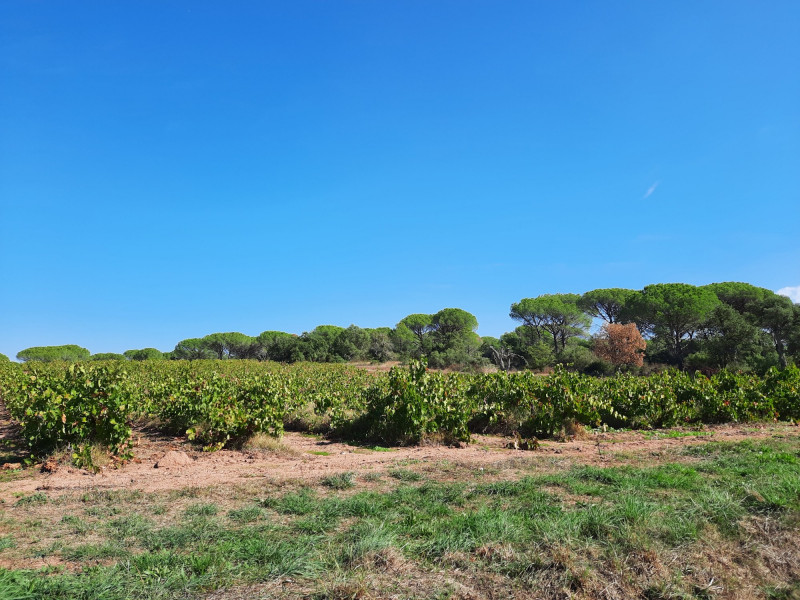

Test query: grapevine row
[0,360,797,465]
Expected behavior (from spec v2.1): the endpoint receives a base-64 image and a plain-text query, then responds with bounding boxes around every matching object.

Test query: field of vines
[0,360,798,466]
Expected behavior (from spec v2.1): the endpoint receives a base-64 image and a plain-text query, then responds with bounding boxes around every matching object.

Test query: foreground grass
[1,436,799,599]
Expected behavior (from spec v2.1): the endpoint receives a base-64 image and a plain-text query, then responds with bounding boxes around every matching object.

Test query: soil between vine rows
[1,415,799,599]
[0,420,794,501]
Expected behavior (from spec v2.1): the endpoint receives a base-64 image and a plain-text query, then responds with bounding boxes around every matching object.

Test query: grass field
[1,426,798,600]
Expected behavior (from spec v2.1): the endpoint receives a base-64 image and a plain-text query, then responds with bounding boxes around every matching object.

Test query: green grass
[321,471,356,490]
[60,515,89,535]
[182,502,218,517]
[14,492,47,506]
[227,505,265,523]
[387,468,422,482]
[0,436,798,599]
[61,542,129,561]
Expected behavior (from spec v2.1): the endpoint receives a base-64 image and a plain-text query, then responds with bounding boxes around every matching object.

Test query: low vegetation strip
[0,360,798,468]
[0,437,798,599]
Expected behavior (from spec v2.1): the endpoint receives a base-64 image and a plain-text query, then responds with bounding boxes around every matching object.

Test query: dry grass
[241,433,300,457]
[1,426,798,600]
[559,418,589,441]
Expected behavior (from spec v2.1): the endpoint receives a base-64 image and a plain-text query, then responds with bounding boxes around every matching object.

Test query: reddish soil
[1,420,796,501]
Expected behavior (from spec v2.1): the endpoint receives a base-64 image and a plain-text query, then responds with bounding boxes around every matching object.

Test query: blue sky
[1,1,798,358]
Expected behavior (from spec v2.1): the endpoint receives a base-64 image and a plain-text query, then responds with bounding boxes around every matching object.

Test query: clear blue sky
[1,1,798,358]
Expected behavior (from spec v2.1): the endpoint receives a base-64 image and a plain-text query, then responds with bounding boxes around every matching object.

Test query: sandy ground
[2,419,796,501]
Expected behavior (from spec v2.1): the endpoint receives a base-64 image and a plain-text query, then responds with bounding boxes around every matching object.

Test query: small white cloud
[777,286,800,303]
[643,181,660,199]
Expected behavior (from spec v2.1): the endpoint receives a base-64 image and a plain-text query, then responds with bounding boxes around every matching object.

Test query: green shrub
[3,363,133,464]
[470,366,619,436]
[761,365,800,421]
[157,371,288,451]
[361,360,474,444]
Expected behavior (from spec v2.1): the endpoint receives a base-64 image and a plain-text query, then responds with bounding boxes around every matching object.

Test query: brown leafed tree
[593,322,646,367]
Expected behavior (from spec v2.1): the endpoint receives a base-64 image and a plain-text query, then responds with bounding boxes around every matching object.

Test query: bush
[558,344,606,374]
[360,360,474,444]
[3,363,133,465]
[469,366,619,436]
[156,371,288,451]
[761,365,800,421]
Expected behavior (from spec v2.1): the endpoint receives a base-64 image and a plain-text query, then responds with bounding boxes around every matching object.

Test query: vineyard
[1,360,798,467]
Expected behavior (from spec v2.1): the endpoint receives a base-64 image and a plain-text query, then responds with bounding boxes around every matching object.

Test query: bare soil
[1,407,798,600]
[1,414,795,501]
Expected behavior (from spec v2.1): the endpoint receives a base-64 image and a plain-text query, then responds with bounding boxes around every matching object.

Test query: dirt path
[1,422,796,501]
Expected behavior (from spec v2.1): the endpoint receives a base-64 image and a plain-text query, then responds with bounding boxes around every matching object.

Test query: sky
[1,1,799,358]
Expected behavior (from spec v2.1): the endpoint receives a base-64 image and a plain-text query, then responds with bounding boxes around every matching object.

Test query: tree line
[8,282,800,374]
[504,282,799,373]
